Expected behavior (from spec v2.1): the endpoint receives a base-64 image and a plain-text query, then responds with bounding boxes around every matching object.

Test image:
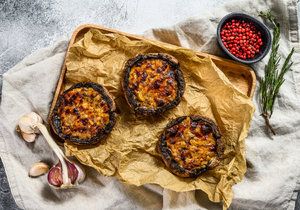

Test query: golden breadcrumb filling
[58,87,110,140]
[165,117,217,170]
[128,58,177,108]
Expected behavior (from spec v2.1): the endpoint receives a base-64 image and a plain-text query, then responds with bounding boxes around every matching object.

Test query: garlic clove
[18,115,36,134]
[66,161,79,185]
[47,160,86,189]
[21,132,37,143]
[18,112,43,134]
[29,162,49,178]
[47,163,63,188]
[74,164,86,184]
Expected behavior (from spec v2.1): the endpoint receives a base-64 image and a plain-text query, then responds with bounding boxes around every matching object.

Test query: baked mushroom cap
[158,115,223,178]
[50,82,116,145]
[122,53,185,116]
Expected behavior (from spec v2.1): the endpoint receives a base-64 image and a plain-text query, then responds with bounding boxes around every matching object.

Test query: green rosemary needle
[259,11,294,135]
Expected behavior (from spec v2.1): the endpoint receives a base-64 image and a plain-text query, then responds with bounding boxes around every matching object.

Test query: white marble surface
[0,0,230,73]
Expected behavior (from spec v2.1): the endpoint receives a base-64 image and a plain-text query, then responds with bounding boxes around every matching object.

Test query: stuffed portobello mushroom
[50,82,116,145]
[122,53,185,116]
[158,115,223,178]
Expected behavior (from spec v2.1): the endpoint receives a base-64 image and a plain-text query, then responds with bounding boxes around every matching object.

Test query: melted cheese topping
[166,117,217,170]
[58,87,110,140]
[128,58,177,109]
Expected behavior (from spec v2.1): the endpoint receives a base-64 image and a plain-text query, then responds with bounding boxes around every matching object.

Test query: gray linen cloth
[0,0,300,209]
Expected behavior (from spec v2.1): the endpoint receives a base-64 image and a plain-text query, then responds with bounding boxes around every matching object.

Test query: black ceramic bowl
[217,13,271,64]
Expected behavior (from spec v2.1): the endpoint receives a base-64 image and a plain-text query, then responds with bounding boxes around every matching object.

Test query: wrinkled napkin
[0,0,300,209]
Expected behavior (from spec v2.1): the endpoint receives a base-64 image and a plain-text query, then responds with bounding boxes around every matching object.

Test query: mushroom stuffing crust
[158,115,223,178]
[122,53,185,116]
[50,82,116,145]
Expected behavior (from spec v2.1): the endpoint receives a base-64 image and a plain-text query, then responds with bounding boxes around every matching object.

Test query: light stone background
[0,0,299,209]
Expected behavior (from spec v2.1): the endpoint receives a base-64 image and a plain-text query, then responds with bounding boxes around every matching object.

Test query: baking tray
[49,24,256,121]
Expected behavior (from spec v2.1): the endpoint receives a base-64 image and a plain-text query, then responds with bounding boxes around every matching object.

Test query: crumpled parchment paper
[63,28,254,208]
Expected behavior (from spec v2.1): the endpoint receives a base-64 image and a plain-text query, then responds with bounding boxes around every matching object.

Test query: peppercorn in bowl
[217,13,271,64]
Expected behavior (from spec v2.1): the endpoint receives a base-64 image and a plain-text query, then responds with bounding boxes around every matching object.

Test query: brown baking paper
[63,28,254,209]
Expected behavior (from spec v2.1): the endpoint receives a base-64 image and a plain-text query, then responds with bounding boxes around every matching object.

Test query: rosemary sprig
[259,11,294,135]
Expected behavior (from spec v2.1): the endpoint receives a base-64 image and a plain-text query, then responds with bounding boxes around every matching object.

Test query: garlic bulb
[29,162,49,177]
[18,112,43,142]
[36,117,86,189]
[18,112,42,134]
[18,112,86,189]
[47,160,85,189]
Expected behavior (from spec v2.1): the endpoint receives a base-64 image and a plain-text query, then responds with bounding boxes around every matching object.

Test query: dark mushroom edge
[158,115,223,178]
[50,82,117,145]
[122,53,185,116]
